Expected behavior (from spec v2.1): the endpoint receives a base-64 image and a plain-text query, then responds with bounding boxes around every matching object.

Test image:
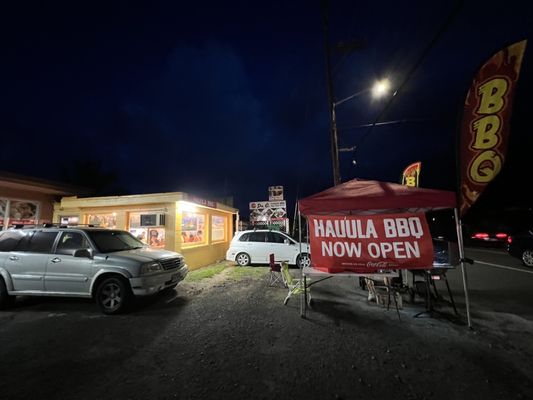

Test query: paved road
[442,246,533,320]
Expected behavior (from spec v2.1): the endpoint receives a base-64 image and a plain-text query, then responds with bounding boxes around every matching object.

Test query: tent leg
[454,208,472,328]
[298,208,306,318]
[459,262,472,328]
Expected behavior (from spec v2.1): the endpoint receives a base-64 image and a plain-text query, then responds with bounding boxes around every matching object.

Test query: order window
[128,212,165,248]
[181,212,206,245]
[129,212,148,244]
[87,214,117,229]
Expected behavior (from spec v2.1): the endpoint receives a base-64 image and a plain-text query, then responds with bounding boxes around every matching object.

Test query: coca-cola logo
[366,261,389,268]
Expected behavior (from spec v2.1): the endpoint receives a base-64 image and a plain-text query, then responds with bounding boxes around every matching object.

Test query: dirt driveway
[0,264,532,400]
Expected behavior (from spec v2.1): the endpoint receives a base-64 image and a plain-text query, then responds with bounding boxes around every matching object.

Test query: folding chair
[280,262,311,306]
[365,276,402,320]
[267,254,285,287]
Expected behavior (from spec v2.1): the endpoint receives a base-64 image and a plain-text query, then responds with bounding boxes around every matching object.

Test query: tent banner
[308,213,434,273]
[401,161,421,187]
[459,39,527,216]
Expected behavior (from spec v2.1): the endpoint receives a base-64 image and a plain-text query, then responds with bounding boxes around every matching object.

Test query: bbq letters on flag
[459,40,527,216]
[308,213,434,273]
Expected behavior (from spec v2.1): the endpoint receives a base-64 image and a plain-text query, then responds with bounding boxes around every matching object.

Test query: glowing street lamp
[372,79,391,99]
[328,79,392,185]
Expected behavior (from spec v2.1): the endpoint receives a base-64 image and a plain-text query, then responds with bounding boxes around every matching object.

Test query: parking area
[1,263,532,400]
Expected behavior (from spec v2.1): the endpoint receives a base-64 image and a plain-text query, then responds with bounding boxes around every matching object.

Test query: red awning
[299,179,456,216]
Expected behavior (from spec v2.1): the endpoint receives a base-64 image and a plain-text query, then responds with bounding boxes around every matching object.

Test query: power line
[353,0,465,155]
[339,117,430,131]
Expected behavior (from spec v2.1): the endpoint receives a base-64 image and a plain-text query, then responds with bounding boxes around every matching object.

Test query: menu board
[249,200,287,223]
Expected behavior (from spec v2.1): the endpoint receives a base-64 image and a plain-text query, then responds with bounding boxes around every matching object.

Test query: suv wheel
[297,253,311,268]
[0,277,14,309]
[236,252,250,266]
[96,276,130,315]
[522,249,533,267]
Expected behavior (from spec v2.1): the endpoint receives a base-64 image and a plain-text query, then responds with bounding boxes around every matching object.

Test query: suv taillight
[507,235,513,244]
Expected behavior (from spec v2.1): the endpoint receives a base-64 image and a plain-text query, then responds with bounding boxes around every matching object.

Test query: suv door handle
[51,257,62,263]
[9,256,19,261]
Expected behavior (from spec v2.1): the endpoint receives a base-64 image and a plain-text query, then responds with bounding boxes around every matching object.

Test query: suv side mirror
[73,248,93,259]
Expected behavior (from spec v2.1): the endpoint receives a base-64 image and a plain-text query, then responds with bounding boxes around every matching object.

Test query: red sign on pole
[459,40,527,216]
[308,213,434,273]
[401,161,422,187]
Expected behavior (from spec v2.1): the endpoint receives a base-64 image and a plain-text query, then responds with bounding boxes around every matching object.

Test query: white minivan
[226,229,311,268]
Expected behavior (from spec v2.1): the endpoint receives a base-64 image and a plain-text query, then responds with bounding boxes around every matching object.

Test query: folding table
[299,266,400,318]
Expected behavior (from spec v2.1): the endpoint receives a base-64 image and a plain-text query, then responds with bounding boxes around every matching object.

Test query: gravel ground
[0,265,532,400]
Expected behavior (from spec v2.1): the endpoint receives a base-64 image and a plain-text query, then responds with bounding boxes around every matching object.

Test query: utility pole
[322,1,341,186]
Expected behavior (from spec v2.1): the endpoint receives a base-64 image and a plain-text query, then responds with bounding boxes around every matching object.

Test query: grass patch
[185,262,229,282]
[230,265,269,281]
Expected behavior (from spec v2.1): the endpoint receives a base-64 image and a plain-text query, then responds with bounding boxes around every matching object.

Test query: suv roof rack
[10,223,101,229]
[10,224,49,229]
[56,223,101,228]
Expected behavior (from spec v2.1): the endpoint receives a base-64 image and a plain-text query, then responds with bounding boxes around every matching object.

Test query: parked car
[0,225,188,314]
[468,230,509,246]
[226,229,311,268]
[463,221,510,247]
[507,230,533,267]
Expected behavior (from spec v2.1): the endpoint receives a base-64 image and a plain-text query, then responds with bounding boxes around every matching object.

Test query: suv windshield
[87,230,145,253]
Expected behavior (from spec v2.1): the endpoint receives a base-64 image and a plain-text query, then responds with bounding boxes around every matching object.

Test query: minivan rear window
[248,232,267,242]
[238,233,251,242]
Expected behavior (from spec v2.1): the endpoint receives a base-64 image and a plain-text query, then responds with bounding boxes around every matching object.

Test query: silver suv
[0,225,188,314]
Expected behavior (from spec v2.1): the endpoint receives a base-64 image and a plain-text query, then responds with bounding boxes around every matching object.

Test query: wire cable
[351,0,465,173]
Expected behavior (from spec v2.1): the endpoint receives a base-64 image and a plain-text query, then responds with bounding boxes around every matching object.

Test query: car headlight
[141,262,164,274]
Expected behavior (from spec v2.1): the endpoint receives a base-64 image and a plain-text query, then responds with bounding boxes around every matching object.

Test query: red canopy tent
[299,179,456,215]
[297,179,471,325]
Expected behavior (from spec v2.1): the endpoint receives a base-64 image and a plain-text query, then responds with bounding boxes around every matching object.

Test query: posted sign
[308,213,434,273]
[249,200,287,223]
[459,40,527,216]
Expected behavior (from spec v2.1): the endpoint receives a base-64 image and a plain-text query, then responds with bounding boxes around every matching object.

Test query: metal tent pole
[292,200,298,237]
[454,207,472,328]
[298,206,305,317]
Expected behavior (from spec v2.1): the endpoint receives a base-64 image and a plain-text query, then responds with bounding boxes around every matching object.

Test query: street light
[329,79,391,185]
[372,79,391,99]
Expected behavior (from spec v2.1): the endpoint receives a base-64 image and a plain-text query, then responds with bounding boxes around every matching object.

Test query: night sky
[1,0,532,219]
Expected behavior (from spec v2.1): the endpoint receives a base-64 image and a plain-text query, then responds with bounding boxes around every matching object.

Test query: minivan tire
[236,252,251,266]
[296,253,311,268]
[95,276,130,315]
